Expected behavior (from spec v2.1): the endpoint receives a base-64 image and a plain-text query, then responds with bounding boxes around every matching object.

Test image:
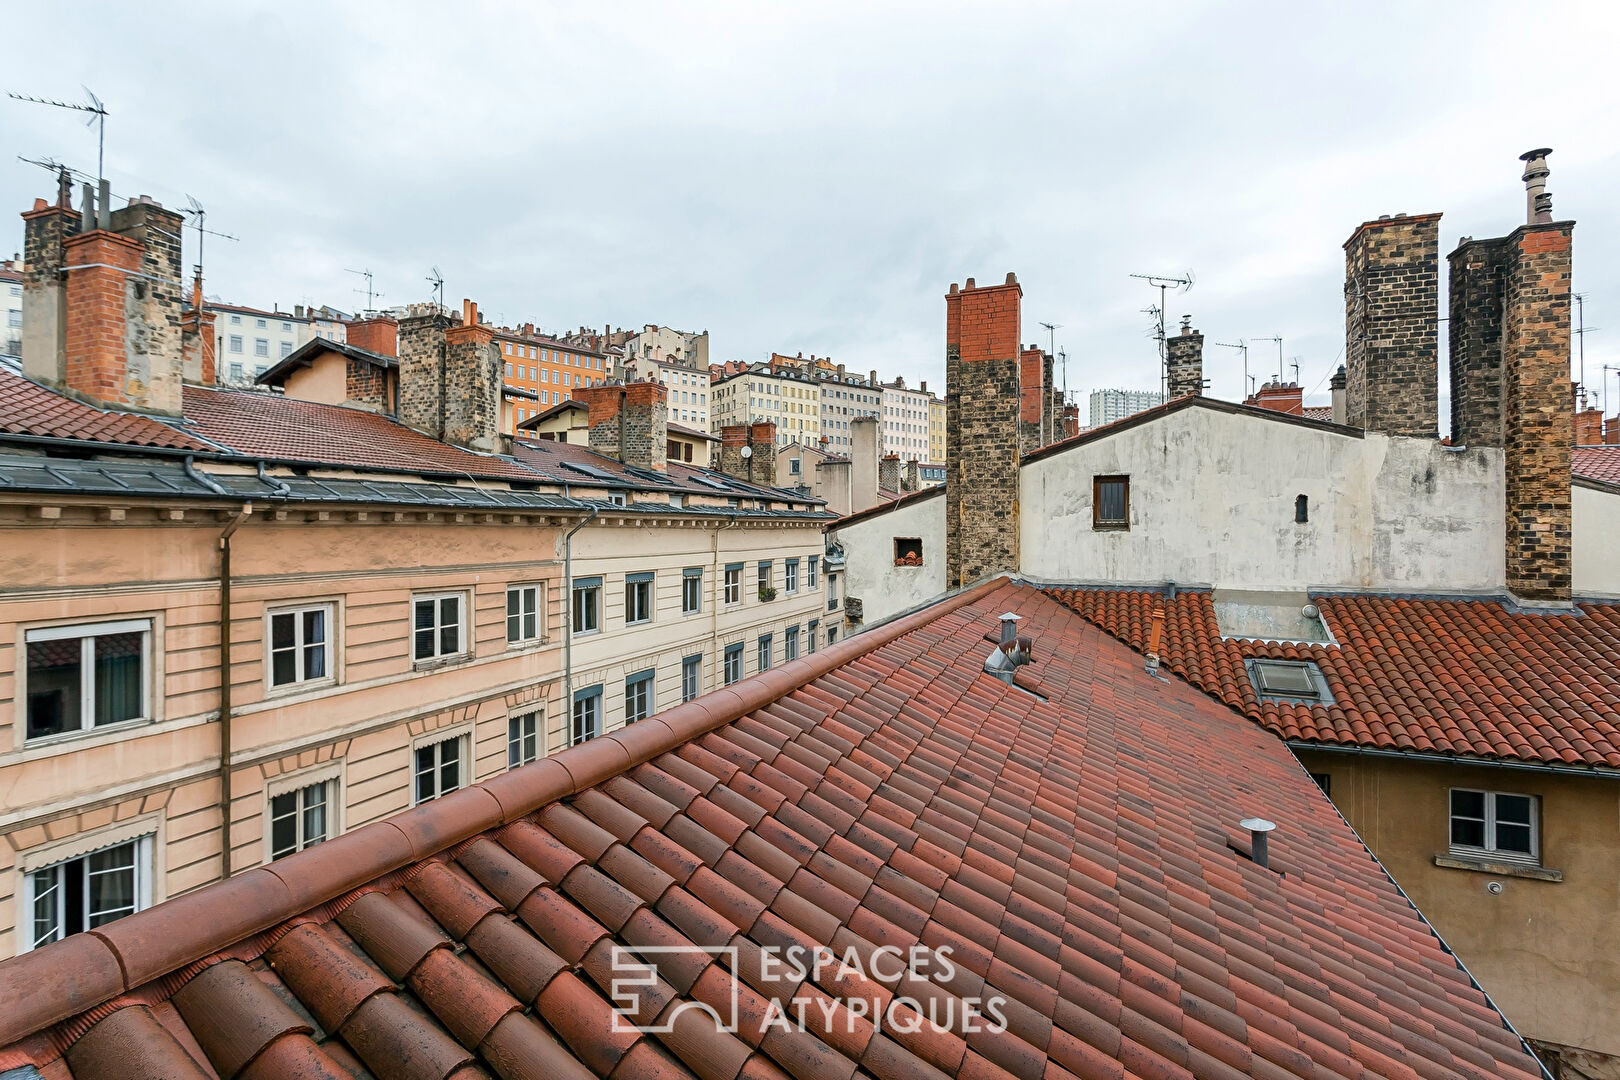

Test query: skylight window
[1245,659,1331,703]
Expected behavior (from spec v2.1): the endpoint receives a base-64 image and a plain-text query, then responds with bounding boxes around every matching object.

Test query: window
[682,569,702,614]
[506,362,514,377]
[1093,475,1129,529]
[607,493,627,507]
[414,733,465,803]
[808,619,819,652]
[625,573,653,625]
[758,634,773,671]
[789,458,802,476]
[784,559,799,594]
[1246,659,1329,703]
[724,564,742,605]
[279,340,293,359]
[7,309,20,328]
[25,619,150,740]
[894,538,924,566]
[828,573,839,611]
[229,313,241,325]
[572,686,602,745]
[269,778,332,860]
[507,585,541,645]
[625,669,654,723]
[572,577,601,634]
[26,836,151,949]
[254,338,269,358]
[1450,790,1538,862]
[682,655,702,702]
[508,711,540,768]
[827,625,838,644]
[412,593,465,661]
[229,334,243,353]
[758,561,772,594]
[1295,494,1309,524]
[808,556,819,589]
[724,643,744,685]
[1309,772,1331,797]
[255,318,267,329]
[268,605,332,688]
[229,362,244,380]
[785,625,799,661]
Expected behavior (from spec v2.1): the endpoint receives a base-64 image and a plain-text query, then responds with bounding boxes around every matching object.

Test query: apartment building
[880,375,933,459]
[1088,386,1162,428]
[929,394,946,464]
[624,323,708,369]
[710,364,822,447]
[0,259,19,358]
[208,302,348,385]
[816,366,881,453]
[622,351,712,429]
[494,322,610,431]
[0,181,833,959]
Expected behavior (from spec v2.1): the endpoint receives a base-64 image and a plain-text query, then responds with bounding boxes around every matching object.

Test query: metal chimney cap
[998,612,1023,622]
[1239,817,1277,833]
[1519,147,1554,162]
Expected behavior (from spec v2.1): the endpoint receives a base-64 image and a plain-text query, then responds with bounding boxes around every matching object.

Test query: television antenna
[1130,271,1194,398]
[179,195,239,297]
[1252,336,1283,382]
[427,266,445,311]
[8,87,108,187]
[1215,340,1252,398]
[346,268,380,312]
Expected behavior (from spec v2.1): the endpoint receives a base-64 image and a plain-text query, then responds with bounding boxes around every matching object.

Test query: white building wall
[1020,407,1505,593]
[1,273,21,358]
[881,387,930,458]
[1574,483,1620,598]
[833,494,948,627]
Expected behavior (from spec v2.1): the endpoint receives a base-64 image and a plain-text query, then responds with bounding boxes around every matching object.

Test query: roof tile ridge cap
[594,575,1012,778]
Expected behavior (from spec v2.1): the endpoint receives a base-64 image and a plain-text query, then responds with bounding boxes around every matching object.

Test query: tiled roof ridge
[0,575,1011,1047]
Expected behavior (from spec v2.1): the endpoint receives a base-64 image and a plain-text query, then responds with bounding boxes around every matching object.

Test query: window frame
[572,577,602,636]
[807,619,819,653]
[807,556,819,589]
[723,643,744,685]
[412,728,469,805]
[758,561,772,593]
[682,568,702,615]
[1449,788,1540,864]
[506,584,544,646]
[22,617,154,743]
[681,655,702,702]
[411,592,468,664]
[724,564,743,606]
[758,634,773,672]
[784,559,800,594]
[572,685,603,745]
[785,625,799,662]
[1092,475,1130,530]
[265,764,341,863]
[265,602,336,693]
[624,668,655,724]
[508,710,541,768]
[625,573,654,626]
[19,817,161,952]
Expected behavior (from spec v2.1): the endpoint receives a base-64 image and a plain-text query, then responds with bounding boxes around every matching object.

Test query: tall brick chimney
[1019,346,1054,452]
[717,421,778,485]
[24,185,186,415]
[1447,150,1575,601]
[1165,317,1205,399]
[574,381,669,470]
[945,273,1022,589]
[180,268,216,386]
[1573,387,1603,446]
[879,453,901,493]
[346,316,399,357]
[1343,211,1442,437]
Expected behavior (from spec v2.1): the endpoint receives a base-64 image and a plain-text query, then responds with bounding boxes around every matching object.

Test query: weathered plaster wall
[834,494,947,626]
[1573,483,1620,598]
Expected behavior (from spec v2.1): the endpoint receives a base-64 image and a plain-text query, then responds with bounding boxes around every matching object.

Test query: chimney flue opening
[1239,817,1277,868]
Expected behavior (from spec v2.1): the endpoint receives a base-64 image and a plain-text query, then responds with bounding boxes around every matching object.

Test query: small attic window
[894,537,923,566]
[1246,659,1331,703]
[1295,494,1309,523]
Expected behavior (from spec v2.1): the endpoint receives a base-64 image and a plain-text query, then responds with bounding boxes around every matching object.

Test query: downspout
[711,513,740,679]
[561,506,600,749]
[216,502,252,879]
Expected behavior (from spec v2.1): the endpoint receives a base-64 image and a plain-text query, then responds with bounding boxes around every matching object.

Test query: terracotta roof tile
[0,366,216,451]
[1573,445,1620,486]
[0,583,1546,1080]
[1046,586,1620,768]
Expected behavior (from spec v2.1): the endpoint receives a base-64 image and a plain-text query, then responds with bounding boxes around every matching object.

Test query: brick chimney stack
[1019,346,1054,452]
[439,299,504,454]
[20,175,78,388]
[180,267,217,386]
[1343,211,1442,437]
[904,457,919,492]
[945,273,1022,589]
[346,316,399,357]
[880,453,901,493]
[717,421,778,485]
[398,308,456,440]
[1447,150,1575,601]
[1166,316,1204,400]
[574,381,669,470]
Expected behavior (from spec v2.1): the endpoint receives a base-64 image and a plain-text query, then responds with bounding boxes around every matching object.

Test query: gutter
[216,503,253,880]
[561,506,601,746]
[1286,740,1620,780]
[182,454,229,496]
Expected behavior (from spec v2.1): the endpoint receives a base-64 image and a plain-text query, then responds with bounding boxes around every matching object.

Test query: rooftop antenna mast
[1038,321,1062,445]
[1215,340,1251,398]
[1252,336,1283,383]
[1574,293,1600,398]
[1129,271,1194,400]
[346,268,380,313]
[427,266,445,312]
[180,195,239,301]
[1057,346,1069,403]
[8,87,108,188]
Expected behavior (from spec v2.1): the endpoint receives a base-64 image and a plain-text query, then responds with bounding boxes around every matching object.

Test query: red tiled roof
[1574,446,1620,486]
[1301,406,1333,422]
[183,385,545,481]
[1048,587,1620,769]
[0,582,1542,1080]
[0,365,218,452]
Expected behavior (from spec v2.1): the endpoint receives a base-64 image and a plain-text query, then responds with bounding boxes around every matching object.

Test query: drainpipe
[216,502,252,879]
[711,514,740,679]
[561,507,601,748]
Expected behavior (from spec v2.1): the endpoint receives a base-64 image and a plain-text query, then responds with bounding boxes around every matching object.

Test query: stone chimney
[1446,150,1575,601]
[440,300,504,454]
[574,381,669,470]
[346,315,399,357]
[397,308,455,439]
[879,453,901,493]
[24,185,187,415]
[904,458,920,492]
[1329,365,1347,425]
[945,273,1022,588]
[1166,316,1204,399]
[1343,211,1442,437]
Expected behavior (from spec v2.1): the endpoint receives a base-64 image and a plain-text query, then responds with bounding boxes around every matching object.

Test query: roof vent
[1239,817,1277,868]
[984,613,1033,683]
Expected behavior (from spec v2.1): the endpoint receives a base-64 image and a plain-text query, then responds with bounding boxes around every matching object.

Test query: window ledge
[1434,853,1562,882]
[1092,523,1130,532]
[412,653,474,673]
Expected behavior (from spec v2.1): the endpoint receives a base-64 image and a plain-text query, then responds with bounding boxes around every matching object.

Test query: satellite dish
[740,446,753,459]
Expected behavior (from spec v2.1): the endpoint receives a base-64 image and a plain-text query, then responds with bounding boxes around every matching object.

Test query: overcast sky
[4,1,1618,418]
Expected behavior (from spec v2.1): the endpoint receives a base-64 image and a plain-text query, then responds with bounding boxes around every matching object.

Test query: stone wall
[1447,236,1509,447]
[107,199,185,416]
[442,320,501,453]
[21,200,78,388]
[747,422,776,485]
[1501,222,1575,600]
[575,382,669,470]
[346,358,391,412]
[1166,323,1204,399]
[945,275,1022,588]
[879,454,901,493]
[398,312,453,439]
[1343,213,1441,437]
